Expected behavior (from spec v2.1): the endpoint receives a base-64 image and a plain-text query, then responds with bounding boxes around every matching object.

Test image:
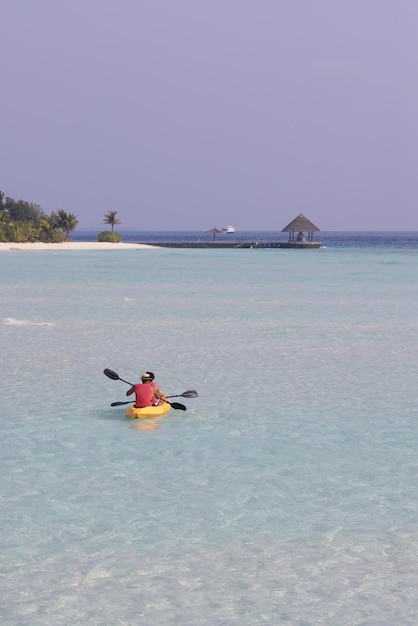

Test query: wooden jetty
[137,213,321,249]
[141,241,321,249]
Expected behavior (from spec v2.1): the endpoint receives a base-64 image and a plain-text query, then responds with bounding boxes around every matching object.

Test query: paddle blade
[104,369,119,380]
[111,401,135,407]
[180,390,198,398]
[169,401,187,411]
[104,369,134,386]
[167,390,198,399]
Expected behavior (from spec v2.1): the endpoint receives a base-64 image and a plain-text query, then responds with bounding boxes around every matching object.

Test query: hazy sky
[1,1,417,230]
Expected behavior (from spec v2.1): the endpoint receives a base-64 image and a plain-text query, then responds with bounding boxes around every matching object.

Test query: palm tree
[56,209,79,240]
[103,210,122,233]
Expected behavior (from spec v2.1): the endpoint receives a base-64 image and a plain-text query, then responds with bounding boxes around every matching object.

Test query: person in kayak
[125,371,168,407]
[142,371,167,401]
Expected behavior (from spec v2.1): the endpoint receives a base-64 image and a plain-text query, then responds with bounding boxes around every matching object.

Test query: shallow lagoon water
[2,238,418,624]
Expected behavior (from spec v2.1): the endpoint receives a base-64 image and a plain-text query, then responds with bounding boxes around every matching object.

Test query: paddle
[110,400,187,410]
[168,390,198,399]
[103,368,134,386]
[110,392,194,406]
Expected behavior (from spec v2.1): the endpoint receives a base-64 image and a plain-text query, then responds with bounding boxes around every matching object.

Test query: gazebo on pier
[281,213,321,248]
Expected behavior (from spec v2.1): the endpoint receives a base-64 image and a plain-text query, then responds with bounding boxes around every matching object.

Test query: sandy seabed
[0,242,158,251]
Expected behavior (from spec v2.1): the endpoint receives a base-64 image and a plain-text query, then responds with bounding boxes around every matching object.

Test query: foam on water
[3,317,57,326]
[1,244,418,624]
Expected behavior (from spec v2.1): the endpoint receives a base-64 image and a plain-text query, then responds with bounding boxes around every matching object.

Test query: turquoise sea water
[2,235,418,625]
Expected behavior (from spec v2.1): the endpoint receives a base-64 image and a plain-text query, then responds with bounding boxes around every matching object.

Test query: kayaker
[126,371,168,407]
[142,371,167,402]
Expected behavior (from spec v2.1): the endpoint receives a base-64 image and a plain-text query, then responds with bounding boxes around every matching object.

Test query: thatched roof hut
[281,213,320,244]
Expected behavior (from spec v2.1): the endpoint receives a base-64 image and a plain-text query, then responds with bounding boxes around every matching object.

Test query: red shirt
[134,384,154,408]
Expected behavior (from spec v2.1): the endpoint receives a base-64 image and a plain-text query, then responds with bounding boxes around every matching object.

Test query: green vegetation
[99,210,123,242]
[54,209,79,240]
[98,231,123,243]
[0,190,78,243]
[103,210,121,232]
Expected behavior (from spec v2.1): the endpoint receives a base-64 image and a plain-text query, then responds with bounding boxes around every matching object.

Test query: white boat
[222,225,235,233]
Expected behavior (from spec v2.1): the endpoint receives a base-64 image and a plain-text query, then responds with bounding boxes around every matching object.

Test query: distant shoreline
[0,242,159,252]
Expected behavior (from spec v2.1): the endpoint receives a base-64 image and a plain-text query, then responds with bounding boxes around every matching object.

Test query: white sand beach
[0,241,159,251]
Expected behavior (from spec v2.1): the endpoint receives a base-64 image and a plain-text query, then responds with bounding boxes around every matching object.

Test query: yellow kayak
[125,403,171,419]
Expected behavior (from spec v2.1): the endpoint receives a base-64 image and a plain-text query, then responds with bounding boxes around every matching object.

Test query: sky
[1,0,417,231]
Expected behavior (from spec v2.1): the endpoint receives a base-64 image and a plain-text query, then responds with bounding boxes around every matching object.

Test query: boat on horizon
[222,225,235,233]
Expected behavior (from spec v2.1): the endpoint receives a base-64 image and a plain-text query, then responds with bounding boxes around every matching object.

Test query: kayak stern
[125,403,171,419]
